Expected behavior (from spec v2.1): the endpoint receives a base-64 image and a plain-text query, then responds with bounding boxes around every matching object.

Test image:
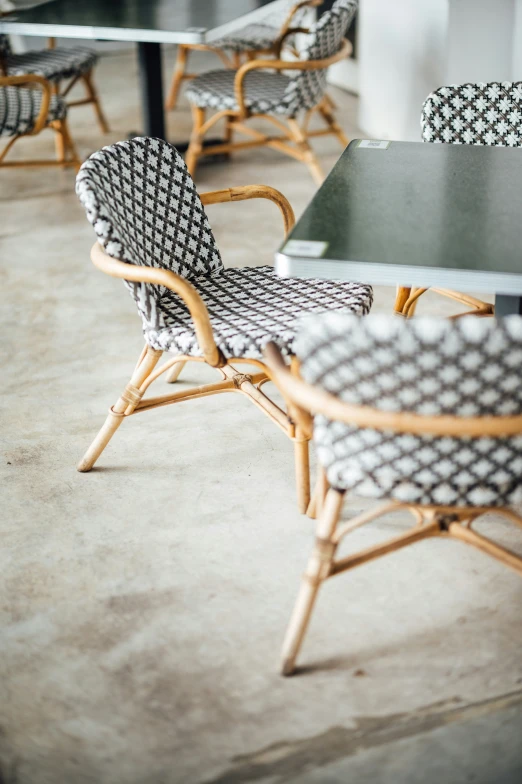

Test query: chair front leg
[394,286,412,316]
[317,99,348,147]
[281,488,344,675]
[294,435,310,514]
[287,117,324,185]
[165,360,186,383]
[77,345,162,472]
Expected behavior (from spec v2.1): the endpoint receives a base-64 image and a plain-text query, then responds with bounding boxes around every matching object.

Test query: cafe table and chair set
[1,0,521,674]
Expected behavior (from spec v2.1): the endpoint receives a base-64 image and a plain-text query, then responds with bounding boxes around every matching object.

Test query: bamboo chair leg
[186,106,205,176]
[165,360,186,383]
[82,70,109,133]
[58,118,81,170]
[166,44,189,110]
[287,118,324,185]
[77,345,162,472]
[394,286,412,315]
[295,437,311,514]
[281,488,344,675]
[318,101,348,147]
[307,466,328,520]
[51,82,65,162]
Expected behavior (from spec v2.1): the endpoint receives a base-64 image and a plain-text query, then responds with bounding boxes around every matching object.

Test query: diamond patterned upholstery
[0,85,67,136]
[186,0,358,118]
[0,34,97,82]
[296,313,522,507]
[421,82,522,146]
[76,137,373,360]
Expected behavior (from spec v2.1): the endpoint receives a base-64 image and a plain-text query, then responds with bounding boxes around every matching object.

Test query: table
[0,0,285,141]
[276,139,522,315]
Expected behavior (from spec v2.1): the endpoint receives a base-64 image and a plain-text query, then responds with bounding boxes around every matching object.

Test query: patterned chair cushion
[147,266,372,359]
[76,137,372,360]
[421,82,522,146]
[211,23,280,54]
[185,69,293,114]
[4,45,98,82]
[296,313,522,507]
[186,0,358,118]
[0,85,67,136]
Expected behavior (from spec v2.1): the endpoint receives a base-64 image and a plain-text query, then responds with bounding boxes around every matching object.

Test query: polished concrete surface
[1,48,521,784]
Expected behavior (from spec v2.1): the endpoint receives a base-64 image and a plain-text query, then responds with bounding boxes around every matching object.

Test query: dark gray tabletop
[276,140,522,296]
[0,0,285,44]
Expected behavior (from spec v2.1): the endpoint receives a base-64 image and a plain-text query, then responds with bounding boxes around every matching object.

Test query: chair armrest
[278,0,322,39]
[200,184,295,235]
[264,342,522,438]
[233,38,352,116]
[273,27,310,58]
[0,73,52,134]
[90,242,224,368]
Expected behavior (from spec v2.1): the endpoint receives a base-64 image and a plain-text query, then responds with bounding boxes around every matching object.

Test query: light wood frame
[77,184,314,514]
[0,73,81,170]
[394,285,494,319]
[264,342,522,675]
[184,38,352,185]
[165,0,322,111]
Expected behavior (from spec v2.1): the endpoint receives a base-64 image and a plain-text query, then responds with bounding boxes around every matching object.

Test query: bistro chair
[184,0,357,184]
[0,73,80,169]
[265,313,522,674]
[75,137,372,513]
[0,33,108,137]
[395,81,522,319]
[166,0,322,111]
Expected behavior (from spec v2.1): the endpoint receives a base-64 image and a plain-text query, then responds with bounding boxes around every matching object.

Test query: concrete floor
[1,49,521,784]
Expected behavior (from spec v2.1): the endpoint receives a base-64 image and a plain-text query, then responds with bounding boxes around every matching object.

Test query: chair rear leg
[287,118,324,185]
[83,70,110,133]
[77,345,162,472]
[318,101,348,147]
[166,44,189,110]
[51,82,65,162]
[394,286,412,315]
[57,118,81,170]
[186,105,205,176]
[295,437,311,514]
[165,360,186,383]
[281,488,344,675]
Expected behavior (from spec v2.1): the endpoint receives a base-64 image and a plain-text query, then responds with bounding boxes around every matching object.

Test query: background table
[0,0,285,140]
[276,139,522,316]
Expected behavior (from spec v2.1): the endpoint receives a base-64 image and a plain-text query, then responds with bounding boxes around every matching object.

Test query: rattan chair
[0,73,80,169]
[75,137,372,513]
[166,0,322,111]
[0,33,108,137]
[265,313,522,674]
[184,0,357,184]
[395,81,522,319]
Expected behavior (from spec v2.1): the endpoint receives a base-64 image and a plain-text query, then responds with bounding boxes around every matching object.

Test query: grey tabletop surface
[276,140,522,295]
[0,0,285,43]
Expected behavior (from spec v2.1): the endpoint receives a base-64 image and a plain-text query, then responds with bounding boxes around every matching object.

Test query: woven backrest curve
[421,82,522,146]
[76,137,223,280]
[295,314,522,506]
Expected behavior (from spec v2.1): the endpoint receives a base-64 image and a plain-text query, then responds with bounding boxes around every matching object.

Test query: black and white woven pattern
[421,82,522,146]
[211,23,280,54]
[76,137,373,360]
[297,313,522,507]
[4,45,97,82]
[186,0,357,118]
[0,85,66,136]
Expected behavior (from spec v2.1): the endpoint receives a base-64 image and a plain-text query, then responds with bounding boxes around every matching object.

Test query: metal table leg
[495,295,522,317]
[137,41,166,139]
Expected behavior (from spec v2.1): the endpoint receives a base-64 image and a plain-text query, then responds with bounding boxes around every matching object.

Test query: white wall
[357,0,449,141]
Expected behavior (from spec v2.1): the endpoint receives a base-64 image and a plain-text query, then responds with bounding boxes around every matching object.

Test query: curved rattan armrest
[234,38,352,115]
[0,73,52,135]
[200,184,295,235]
[264,342,522,438]
[90,242,224,368]
[274,27,311,57]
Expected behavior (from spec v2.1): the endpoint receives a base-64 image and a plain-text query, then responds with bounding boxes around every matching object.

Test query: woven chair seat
[211,23,280,53]
[297,313,522,508]
[186,69,295,114]
[0,85,67,136]
[148,266,372,360]
[4,47,98,83]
